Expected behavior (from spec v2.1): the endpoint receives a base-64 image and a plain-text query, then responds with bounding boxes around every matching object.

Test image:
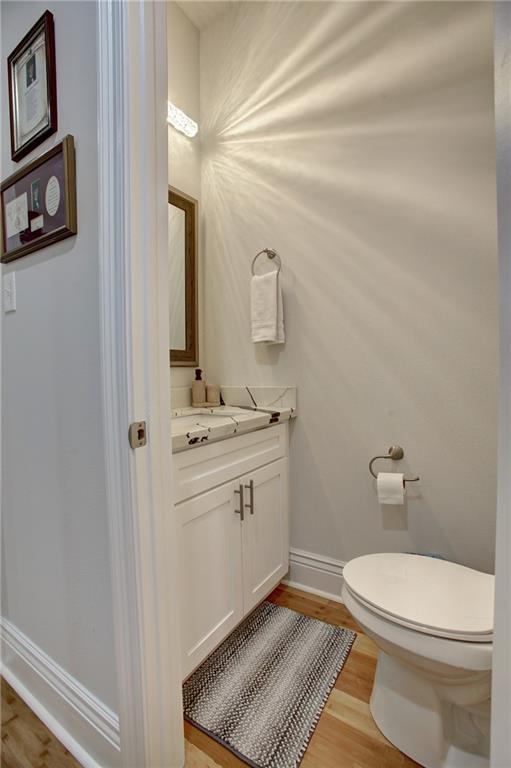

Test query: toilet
[342,553,494,768]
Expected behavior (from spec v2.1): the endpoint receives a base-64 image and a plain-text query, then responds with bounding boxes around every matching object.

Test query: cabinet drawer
[173,423,287,503]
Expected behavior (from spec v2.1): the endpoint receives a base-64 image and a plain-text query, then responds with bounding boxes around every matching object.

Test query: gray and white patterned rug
[182,600,356,768]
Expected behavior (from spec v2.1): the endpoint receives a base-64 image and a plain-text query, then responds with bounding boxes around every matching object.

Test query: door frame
[94,0,511,765]
[491,3,511,766]
[97,1,184,766]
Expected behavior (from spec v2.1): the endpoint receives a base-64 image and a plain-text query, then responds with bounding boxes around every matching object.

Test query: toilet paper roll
[377,472,405,505]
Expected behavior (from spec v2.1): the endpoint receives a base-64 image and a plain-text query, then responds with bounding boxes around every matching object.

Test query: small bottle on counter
[192,368,207,407]
[206,384,221,407]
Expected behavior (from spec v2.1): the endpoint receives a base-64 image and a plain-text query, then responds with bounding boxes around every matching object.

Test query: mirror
[169,187,198,366]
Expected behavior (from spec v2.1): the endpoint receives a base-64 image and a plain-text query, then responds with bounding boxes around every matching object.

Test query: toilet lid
[343,553,494,641]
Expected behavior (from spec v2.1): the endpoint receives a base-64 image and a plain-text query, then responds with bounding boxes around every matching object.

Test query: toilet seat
[343,553,494,642]
[342,554,493,766]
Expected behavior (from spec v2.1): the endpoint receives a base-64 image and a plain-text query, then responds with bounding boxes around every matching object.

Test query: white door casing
[491,3,511,766]
[98,1,184,766]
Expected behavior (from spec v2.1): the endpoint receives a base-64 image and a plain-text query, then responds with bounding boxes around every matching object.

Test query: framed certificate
[1,135,77,263]
[7,10,58,162]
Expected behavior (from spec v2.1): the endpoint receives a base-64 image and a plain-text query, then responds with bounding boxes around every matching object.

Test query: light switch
[3,273,16,312]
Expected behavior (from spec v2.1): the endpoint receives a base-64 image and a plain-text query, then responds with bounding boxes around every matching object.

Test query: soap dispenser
[192,368,207,407]
[206,383,221,407]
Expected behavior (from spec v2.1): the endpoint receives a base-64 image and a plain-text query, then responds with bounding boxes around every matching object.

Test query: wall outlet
[3,273,16,312]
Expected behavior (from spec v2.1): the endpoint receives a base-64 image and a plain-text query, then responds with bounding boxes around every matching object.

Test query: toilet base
[370,651,490,768]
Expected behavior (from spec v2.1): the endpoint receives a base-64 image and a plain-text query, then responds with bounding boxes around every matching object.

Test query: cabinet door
[179,481,243,678]
[242,458,289,614]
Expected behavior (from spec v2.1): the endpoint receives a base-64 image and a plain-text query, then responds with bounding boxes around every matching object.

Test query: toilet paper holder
[369,445,420,484]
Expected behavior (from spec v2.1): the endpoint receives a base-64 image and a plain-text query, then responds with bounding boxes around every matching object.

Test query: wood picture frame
[169,186,198,366]
[1,135,77,263]
[7,10,58,162]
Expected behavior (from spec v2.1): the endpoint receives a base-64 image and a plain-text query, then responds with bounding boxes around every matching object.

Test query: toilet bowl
[341,553,494,768]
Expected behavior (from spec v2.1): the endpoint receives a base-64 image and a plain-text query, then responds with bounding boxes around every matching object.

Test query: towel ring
[251,248,281,276]
[369,445,420,484]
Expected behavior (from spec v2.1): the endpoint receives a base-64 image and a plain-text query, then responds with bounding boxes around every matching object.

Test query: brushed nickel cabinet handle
[244,479,254,515]
[234,483,244,521]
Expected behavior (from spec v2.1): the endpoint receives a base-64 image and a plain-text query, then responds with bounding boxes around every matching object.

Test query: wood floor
[1,678,81,768]
[1,584,418,768]
[185,584,418,768]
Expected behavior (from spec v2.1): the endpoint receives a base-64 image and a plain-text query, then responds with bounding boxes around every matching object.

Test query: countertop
[171,405,294,452]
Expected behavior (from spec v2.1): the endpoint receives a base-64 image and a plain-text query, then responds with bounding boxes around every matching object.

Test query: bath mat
[182,600,356,768]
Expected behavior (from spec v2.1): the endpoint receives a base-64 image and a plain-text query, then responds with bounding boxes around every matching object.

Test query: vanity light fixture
[167,101,198,138]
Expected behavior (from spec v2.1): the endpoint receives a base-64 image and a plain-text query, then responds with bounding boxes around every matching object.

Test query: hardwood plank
[302,710,418,768]
[1,728,37,768]
[184,585,415,768]
[1,679,81,768]
[1,736,26,768]
[2,584,417,768]
[7,701,52,750]
[352,633,378,660]
[184,738,223,768]
[1,699,16,728]
[268,586,362,632]
[184,722,246,768]
[326,689,389,745]
[4,715,53,766]
[334,642,378,703]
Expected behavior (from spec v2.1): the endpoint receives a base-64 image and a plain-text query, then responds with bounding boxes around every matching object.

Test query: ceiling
[175,1,234,30]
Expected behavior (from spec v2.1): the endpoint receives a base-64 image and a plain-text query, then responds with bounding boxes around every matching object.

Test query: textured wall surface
[201,1,498,572]
[168,2,203,387]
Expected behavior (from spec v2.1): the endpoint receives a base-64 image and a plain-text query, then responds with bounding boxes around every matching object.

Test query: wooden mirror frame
[169,186,198,366]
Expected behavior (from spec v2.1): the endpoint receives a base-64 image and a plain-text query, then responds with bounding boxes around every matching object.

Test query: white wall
[1,0,117,715]
[168,2,202,388]
[201,1,498,573]
[491,2,511,765]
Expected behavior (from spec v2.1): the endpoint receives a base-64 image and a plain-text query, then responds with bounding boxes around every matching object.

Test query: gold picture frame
[1,135,77,263]
[7,10,58,162]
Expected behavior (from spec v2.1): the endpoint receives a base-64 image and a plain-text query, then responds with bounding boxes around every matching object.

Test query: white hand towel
[251,270,285,345]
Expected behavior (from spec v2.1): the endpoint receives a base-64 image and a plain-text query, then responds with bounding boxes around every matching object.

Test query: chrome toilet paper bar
[369,445,420,484]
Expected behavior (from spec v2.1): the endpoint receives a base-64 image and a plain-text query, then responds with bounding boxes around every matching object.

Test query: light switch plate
[3,273,16,312]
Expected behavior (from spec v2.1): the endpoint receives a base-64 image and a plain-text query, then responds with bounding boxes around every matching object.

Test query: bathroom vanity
[168,179,296,678]
[173,420,290,677]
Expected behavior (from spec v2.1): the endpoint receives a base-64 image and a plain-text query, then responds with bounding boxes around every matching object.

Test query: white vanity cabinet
[174,423,289,678]
[241,458,288,613]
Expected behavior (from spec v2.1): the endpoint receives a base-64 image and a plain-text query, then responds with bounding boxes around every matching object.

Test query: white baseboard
[282,548,346,604]
[1,617,120,768]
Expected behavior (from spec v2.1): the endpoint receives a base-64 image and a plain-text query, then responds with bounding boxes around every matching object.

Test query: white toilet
[342,553,494,768]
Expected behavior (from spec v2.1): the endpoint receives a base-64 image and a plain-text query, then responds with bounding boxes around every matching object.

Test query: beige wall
[200,1,498,572]
[168,2,202,386]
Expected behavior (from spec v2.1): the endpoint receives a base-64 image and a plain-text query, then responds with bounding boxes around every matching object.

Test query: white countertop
[171,405,294,452]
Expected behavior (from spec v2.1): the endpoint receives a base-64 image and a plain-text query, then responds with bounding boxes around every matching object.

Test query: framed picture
[7,10,58,162]
[1,135,77,263]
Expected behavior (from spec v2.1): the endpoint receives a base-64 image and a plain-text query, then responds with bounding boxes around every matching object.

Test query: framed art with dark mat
[7,10,58,162]
[1,135,77,263]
